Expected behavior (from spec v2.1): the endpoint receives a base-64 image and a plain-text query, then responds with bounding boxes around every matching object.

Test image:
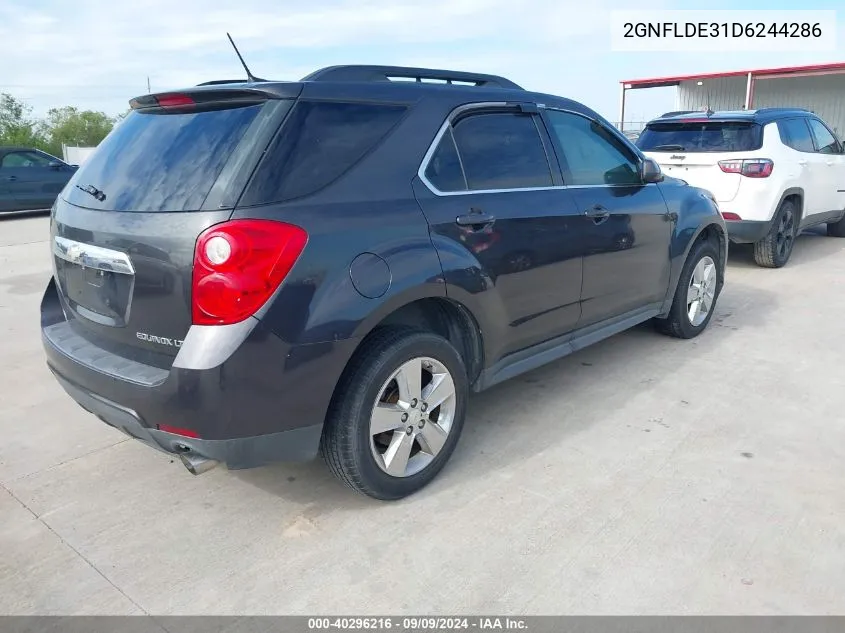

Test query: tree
[0,93,45,148]
[38,106,116,158]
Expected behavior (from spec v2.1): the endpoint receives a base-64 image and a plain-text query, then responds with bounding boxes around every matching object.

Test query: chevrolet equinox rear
[42,65,727,500]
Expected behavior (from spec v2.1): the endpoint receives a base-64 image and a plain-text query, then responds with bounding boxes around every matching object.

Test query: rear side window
[240,101,407,205]
[778,118,816,152]
[449,112,553,191]
[637,121,763,152]
[807,118,840,154]
[424,128,466,192]
[62,104,262,212]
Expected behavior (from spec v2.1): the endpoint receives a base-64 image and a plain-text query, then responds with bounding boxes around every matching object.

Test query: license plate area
[53,237,135,327]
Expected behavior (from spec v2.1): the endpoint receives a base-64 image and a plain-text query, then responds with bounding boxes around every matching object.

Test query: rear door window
[637,121,763,152]
[62,104,263,212]
[450,112,553,191]
[778,118,816,153]
[807,118,840,154]
[240,101,407,205]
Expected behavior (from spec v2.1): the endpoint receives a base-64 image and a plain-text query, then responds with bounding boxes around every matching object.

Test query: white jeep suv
[637,109,845,268]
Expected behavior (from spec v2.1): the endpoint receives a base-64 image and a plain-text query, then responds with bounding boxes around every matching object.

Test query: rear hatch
[637,119,763,202]
[51,86,298,367]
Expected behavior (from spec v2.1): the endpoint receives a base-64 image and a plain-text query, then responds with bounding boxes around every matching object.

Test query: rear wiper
[650,144,686,151]
[76,183,107,202]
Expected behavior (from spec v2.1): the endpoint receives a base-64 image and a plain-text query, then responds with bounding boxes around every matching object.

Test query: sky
[0,0,842,125]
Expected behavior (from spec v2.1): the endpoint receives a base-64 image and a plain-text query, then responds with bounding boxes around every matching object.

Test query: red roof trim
[622,61,845,88]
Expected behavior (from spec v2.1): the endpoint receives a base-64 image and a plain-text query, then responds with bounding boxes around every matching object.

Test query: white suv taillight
[718,158,773,178]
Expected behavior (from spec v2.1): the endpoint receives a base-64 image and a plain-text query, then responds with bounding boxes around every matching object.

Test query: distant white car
[637,108,845,268]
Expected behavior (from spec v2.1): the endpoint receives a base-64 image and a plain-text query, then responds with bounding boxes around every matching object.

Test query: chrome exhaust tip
[179,453,218,475]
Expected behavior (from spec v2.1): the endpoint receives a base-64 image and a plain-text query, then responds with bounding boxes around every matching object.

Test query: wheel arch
[661,219,727,316]
[348,291,486,390]
[778,187,804,226]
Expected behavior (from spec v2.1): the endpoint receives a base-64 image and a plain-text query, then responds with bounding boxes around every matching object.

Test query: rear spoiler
[129,84,302,110]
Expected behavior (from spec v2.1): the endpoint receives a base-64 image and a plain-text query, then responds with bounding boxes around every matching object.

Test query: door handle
[584,204,610,224]
[584,204,609,217]
[6,175,17,181]
[456,208,496,229]
[826,160,834,166]
[798,160,808,166]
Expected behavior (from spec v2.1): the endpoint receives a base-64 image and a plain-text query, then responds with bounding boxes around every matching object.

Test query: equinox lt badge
[136,332,183,348]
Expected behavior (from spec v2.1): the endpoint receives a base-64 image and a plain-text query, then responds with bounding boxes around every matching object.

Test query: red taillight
[718,159,773,178]
[192,219,308,326]
[156,94,195,108]
[720,211,742,221]
[158,424,200,438]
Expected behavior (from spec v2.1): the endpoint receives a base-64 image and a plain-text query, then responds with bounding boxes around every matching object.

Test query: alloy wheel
[369,357,457,478]
[686,255,717,327]
[775,205,795,261]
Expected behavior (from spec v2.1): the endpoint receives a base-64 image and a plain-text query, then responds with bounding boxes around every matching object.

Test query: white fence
[62,145,97,166]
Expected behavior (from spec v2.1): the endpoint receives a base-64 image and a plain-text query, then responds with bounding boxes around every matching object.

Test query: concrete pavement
[1,214,844,615]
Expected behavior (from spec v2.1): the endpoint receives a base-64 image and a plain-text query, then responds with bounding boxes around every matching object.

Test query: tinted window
[546,110,640,186]
[241,101,407,205]
[62,104,262,212]
[451,113,552,190]
[425,128,466,192]
[778,118,815,152]
[2,151,51,168]
[637,121,763,152]
[807,118,840,154]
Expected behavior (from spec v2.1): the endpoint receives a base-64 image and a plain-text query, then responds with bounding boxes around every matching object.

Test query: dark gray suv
[41,65,727,500]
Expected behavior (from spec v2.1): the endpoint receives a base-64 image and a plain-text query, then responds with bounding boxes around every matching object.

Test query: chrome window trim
[417,103,649,197]
[53,236,135,275]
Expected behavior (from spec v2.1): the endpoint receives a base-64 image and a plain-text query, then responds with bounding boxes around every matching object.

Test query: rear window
[239,101,407,206]
[62,104,262,212]
[637,121,763,153]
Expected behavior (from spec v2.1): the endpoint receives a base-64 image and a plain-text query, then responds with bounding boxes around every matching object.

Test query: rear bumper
[40,277,358,470]
[724,219,772,244]
[50,370,322,468]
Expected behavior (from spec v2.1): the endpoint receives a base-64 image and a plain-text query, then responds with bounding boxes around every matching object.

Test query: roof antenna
[226,33,264,83]
[697,81,714,116]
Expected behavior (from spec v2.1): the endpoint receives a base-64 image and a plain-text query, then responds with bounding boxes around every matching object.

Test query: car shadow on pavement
[232,280,778,509]
[727,226,843,270]
[445,280,776,478]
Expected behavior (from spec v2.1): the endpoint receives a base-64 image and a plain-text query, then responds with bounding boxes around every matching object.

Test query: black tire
[826,213,845,237]
[753,199,797,268]
[655,238,722,339]
[320,328,468,500]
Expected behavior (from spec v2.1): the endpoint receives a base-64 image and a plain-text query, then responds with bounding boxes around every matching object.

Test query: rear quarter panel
[233,198,445,347]
[231,92,483,350]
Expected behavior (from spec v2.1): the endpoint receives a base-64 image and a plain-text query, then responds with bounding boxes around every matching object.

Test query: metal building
[619,62,845,135]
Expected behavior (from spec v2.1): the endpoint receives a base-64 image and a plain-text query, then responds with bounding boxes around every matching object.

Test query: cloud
[1,0,842,122]
[0,0,634,112]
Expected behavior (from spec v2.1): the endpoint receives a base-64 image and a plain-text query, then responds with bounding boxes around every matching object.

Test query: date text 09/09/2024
[623,22,823,38]
[308,617,528,630]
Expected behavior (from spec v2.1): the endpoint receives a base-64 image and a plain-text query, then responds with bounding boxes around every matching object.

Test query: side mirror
[48,161,64,170]
[640,158,664,184]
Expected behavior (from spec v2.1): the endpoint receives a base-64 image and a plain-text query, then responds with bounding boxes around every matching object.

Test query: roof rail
[659,110,700,117]
[754,107,811,114]
[196,79,252,86]
[300,65,523,90]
